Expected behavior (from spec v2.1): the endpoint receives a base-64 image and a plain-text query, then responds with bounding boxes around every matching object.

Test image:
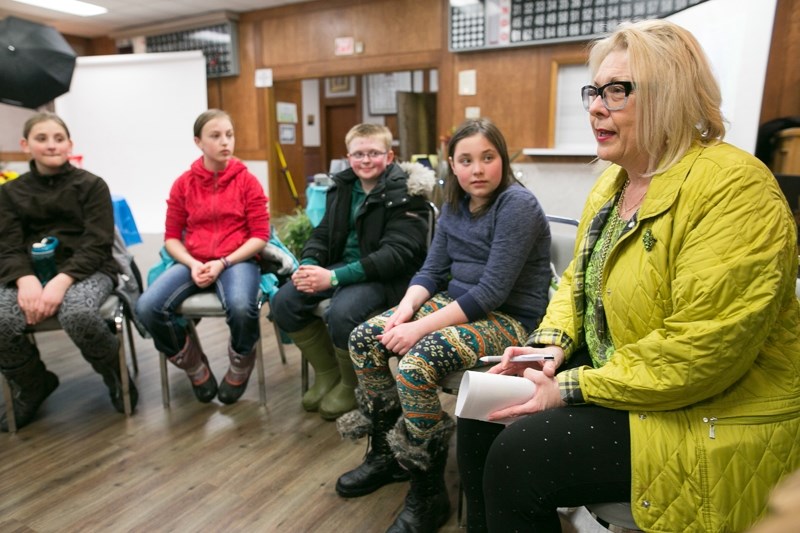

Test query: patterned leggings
[0,272,117,370]
[349,292,530,444]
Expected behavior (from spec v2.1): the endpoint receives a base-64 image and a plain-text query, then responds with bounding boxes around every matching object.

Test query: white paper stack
[455,371,536,424]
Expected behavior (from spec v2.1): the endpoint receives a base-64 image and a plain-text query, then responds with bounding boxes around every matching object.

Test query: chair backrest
[425,200,438,249]
[546,215,579,279]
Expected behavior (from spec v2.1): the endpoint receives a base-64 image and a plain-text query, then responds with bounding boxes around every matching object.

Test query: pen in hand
[480,354,555,363]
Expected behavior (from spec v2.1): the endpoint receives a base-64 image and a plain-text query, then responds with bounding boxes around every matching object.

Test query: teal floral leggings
[349,292,530,444]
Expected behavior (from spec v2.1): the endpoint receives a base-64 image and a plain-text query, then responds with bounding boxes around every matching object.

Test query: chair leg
[301,354,309,394]
[256,340,267,407]
[159,352,170,407]
[272,319,287,365]
[1,374,16,434]
[125,316,139,376]
[114,312,133,416]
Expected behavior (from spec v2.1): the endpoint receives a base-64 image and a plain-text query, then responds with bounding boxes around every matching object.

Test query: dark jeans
[457,349,632,532]
[135,261,261,356]
[270,268,390,349]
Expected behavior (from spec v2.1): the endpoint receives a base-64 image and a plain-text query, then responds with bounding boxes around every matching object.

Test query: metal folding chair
[157,291,282,408]
[0,294,138,433]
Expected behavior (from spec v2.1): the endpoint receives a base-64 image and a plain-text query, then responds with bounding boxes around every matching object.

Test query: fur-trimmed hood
[398,161,436,198]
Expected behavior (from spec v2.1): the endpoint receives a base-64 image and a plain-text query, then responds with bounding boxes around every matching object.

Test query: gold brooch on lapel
[643,229,656,251]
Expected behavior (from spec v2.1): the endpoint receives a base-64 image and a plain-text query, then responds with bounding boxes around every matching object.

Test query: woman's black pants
[457,404,632,532]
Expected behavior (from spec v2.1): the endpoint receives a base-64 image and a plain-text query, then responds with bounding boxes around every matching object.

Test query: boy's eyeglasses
[581,81,635,111]
[349,151,387,160]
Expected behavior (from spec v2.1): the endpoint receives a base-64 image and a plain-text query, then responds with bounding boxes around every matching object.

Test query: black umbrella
[0,16,77,109]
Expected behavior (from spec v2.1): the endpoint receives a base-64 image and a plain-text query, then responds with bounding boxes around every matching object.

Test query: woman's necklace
[598,202,625,268]
[618,178,648,220]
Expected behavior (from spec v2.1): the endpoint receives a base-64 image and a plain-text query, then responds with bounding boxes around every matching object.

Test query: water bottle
[31,236,59,284]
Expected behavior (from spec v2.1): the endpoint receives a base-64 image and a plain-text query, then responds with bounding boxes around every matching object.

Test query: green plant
[275,207,313,258]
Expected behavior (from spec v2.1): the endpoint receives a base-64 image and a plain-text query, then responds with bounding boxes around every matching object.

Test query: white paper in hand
[455,370,536,425]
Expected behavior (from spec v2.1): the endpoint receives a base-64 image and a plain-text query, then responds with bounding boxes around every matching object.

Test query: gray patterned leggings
[0,272,118,370]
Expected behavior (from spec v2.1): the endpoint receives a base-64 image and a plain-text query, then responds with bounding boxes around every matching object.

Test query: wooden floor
[0,313,464,532]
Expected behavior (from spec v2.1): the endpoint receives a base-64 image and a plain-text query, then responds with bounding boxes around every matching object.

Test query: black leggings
[457,405,631,532]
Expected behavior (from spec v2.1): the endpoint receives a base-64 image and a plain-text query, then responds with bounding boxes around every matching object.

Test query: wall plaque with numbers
[448,0,709,52]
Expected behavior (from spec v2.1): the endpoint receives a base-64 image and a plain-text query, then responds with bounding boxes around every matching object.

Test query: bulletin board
[367,72,412,115]
[449,0,709,52]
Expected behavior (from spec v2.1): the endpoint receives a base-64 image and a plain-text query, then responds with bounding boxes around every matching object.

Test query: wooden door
[273,80,305,215]
[324,103,358,172]
[396,91,437,162]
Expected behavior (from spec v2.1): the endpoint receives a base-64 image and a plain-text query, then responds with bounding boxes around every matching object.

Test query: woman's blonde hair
[588,19,725,175]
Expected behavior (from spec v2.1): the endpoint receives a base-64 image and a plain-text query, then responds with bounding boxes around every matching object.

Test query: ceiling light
[11,0,108,17]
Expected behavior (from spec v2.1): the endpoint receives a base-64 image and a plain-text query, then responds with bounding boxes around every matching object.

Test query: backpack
[111,227,147,337]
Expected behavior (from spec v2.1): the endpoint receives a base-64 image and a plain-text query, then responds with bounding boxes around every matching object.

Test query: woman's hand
[383,301,415,334]
[489,345,565,378]
[37,274,72,320]
[195,260,225,288]
[378,321,426,356]
[17,275,44,325]
[191,261,215,288]
[292,265,331,294]
[487,367,566,421]
[17,274,73,325]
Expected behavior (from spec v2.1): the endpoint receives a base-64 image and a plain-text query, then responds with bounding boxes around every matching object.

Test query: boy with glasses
[272,124,434,420]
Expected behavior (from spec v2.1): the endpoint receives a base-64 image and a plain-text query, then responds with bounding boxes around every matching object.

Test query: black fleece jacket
[0,161,118,286]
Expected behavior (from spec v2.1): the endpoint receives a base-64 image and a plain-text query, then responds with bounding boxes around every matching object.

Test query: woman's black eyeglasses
[581,81,635,111]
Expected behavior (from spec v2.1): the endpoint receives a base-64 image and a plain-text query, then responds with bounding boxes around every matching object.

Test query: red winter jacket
[165,157,269,263]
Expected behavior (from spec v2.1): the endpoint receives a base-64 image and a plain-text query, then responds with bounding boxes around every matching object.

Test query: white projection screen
[56,51,208,234]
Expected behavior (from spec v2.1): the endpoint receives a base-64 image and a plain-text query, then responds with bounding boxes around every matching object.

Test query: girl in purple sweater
[335,118,551,532]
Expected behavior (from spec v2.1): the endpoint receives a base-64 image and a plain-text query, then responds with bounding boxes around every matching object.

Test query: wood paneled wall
[438,41,589,153]
[760,0,800,124]
[65,0,798,217]
[244,0,443,79]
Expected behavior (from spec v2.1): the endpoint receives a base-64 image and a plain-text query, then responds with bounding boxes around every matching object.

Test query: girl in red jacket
[136,109,269,404]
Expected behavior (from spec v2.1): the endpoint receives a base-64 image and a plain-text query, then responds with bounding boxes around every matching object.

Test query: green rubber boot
[288,319,339,412]
[319,347,358,421]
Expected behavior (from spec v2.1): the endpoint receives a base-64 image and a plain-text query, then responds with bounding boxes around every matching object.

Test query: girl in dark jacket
[136,109,269,405]
[0,112,137,431]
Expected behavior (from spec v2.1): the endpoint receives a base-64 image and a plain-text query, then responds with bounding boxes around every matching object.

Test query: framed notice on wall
[448,0,709,52]
[367,72,412,115]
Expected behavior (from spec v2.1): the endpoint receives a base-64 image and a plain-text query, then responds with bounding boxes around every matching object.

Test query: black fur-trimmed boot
[385,413,456,533]
[335,387,410,497]
[168,334,217,403]
[217,341,256,404]
[0,355,59,432]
